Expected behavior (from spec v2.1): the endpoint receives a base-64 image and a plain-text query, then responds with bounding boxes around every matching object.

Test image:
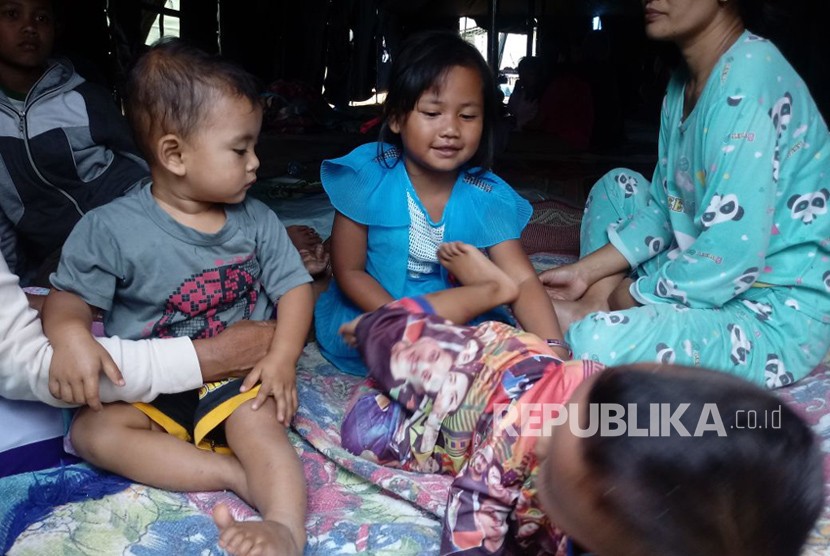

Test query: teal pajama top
[570,32,830,387]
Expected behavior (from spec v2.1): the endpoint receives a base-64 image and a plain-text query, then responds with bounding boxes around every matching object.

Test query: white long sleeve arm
[0,254,203,407]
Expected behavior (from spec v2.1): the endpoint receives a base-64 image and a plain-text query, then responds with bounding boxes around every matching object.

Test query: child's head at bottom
[125,38,263,202]
[536,363,823,556]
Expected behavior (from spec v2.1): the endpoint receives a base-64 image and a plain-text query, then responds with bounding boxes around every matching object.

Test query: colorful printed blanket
[1,345,446,556]
[1,253,829,555]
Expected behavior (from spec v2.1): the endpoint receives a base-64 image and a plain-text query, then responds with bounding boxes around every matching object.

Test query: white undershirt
[406,191,445,277]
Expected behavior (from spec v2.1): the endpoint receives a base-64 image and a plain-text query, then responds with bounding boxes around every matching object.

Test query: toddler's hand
[49,332,123,410]
[248,353,298,424]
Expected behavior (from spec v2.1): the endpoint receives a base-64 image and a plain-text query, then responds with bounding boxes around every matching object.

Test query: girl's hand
[49,332,123,411]
[538,263,590,301]
[247,352,298,424]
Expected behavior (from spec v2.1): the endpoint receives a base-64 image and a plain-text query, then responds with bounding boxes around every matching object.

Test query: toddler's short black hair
[125,38,260,161]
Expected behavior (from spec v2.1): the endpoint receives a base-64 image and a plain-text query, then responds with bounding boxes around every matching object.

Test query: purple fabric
[341,393,405,464]
[0,438,79,478]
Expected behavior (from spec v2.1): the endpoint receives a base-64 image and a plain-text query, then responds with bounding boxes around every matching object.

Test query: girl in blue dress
[315,30,566,375]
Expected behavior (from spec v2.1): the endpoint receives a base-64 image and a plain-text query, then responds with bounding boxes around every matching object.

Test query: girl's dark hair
[580,364,823,556]
[125,38,261,161]
[379,30,497,170]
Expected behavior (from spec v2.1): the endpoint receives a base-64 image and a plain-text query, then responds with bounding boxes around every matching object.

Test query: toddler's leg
[71,403,249,498]
[441,458,513,555]
[216,398,306,556]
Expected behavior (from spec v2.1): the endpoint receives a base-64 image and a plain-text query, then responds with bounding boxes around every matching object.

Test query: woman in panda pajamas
[540,0,830,388]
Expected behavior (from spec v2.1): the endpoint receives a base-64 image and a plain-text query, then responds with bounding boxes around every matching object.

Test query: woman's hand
[193,320,276,382]
[538,263,590,301]
[540,244,631,302]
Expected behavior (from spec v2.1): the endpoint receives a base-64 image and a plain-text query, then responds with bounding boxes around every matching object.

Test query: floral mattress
[1,254,828,555]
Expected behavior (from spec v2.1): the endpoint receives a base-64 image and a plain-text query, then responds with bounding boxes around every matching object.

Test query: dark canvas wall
[53,0,830,120]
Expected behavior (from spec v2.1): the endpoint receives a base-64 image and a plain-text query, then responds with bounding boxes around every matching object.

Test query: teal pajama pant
[566,170,830,388]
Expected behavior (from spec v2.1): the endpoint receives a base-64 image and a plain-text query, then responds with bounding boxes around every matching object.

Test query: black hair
[735,0,793,37]
[517,56,544,75]
[125,38,261,161]
[41,0,60,20]
[379,29,497,170]
[515,56,547,101]
[581,364,823,556]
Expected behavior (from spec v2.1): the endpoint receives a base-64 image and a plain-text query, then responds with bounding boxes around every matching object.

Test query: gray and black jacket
[0,58,148,281]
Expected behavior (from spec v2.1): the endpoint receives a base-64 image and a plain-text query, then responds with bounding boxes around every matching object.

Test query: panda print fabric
[563,31,830,389]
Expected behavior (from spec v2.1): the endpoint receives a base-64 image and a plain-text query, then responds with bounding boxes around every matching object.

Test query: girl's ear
[388,115,402,134]
[156,134,186,176]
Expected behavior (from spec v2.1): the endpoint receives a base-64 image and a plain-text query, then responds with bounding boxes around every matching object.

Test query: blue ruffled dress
[314,142,532,375]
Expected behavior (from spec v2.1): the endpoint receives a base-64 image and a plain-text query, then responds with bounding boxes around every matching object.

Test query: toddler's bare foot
[214,503,301,556]
[286,225,322,252]
[299,244,330,277]
[437,242,519,305]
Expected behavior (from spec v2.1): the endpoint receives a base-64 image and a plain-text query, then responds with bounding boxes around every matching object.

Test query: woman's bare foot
[437,242,519,306]
[548,293,608,333]
[550,298,583,333]
[213,503,301,556]
[286,225,322,252]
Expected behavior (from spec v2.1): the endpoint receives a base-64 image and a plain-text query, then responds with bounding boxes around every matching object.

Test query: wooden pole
[487,0,500,75]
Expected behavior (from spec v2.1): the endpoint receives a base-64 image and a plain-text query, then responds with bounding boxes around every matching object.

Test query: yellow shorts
[134,378,261,454]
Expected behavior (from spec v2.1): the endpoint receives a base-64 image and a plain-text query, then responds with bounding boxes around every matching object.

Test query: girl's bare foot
[437,242,519,305]
[214,503,301,556]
